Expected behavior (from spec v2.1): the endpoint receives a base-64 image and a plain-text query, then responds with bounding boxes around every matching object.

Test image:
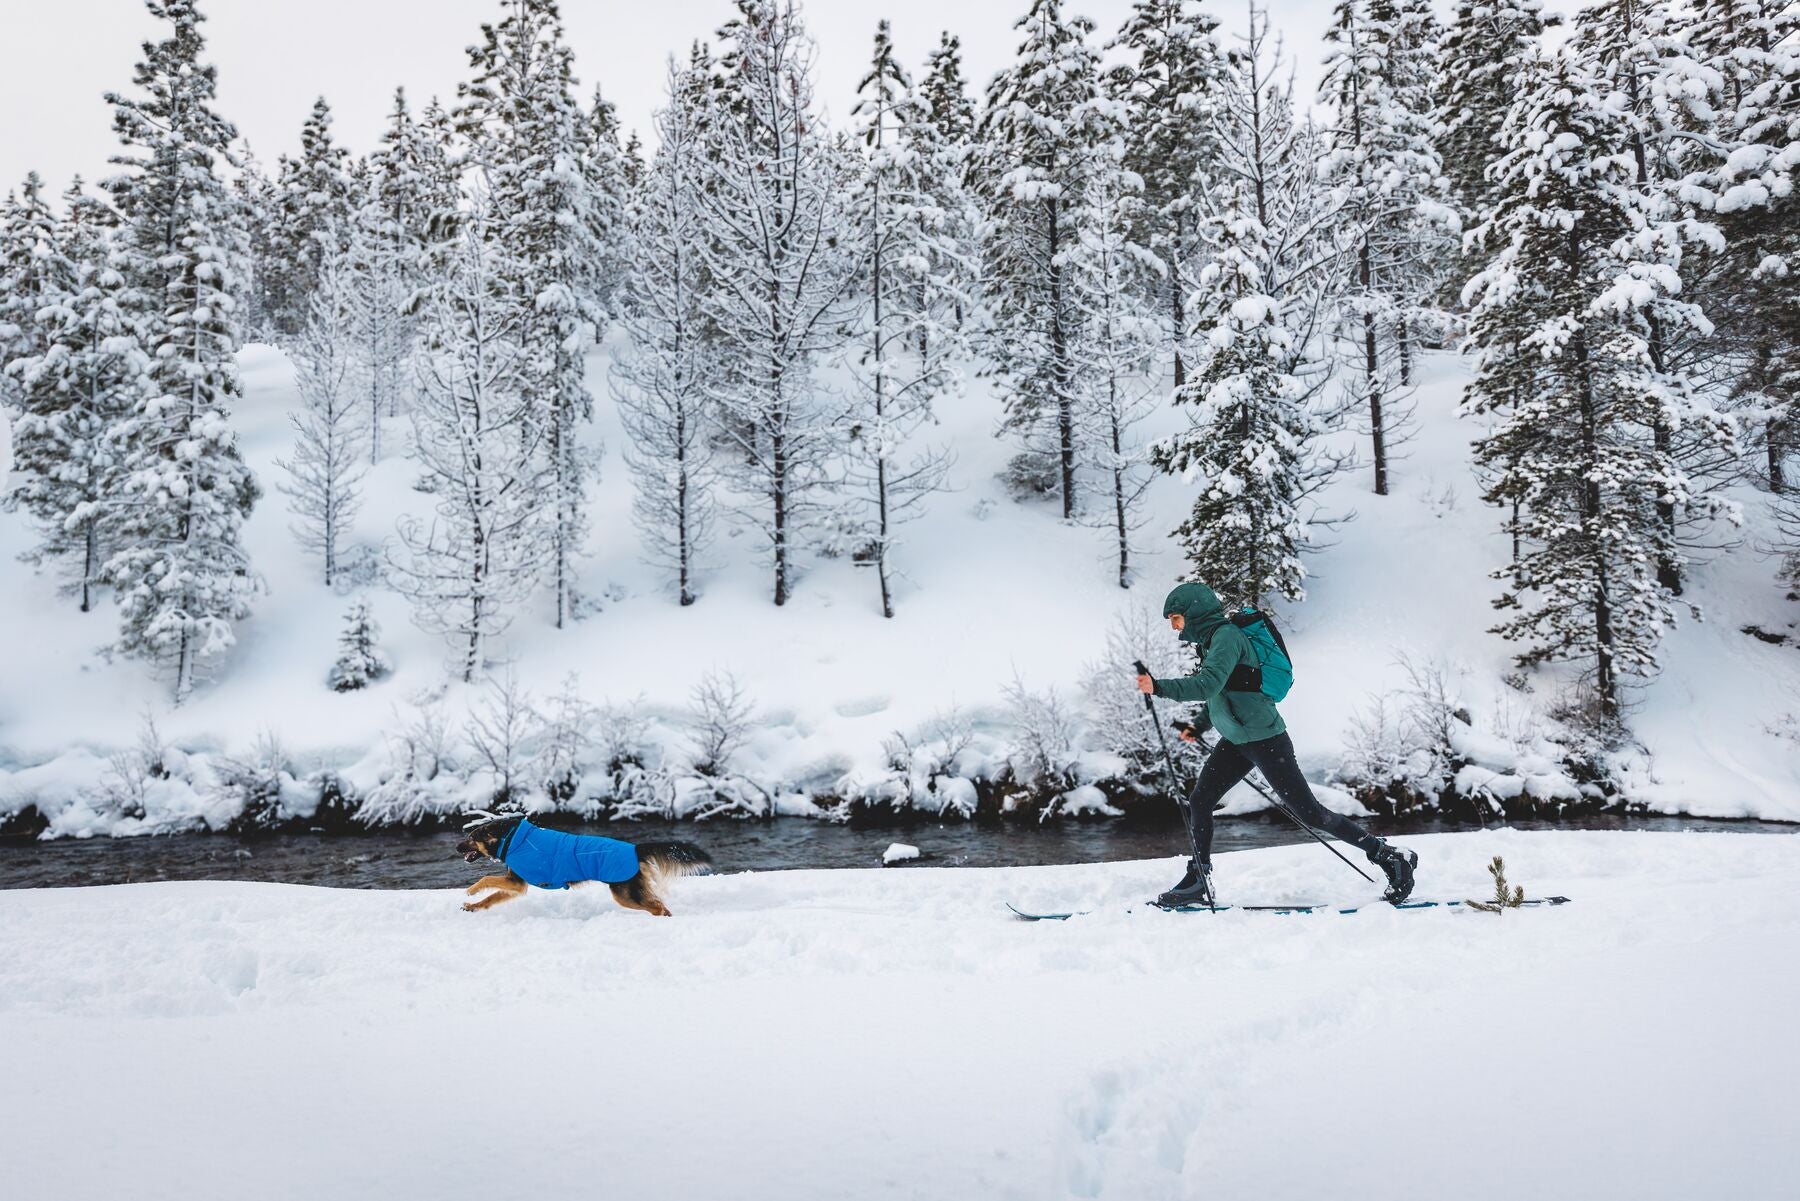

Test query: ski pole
[1133,660,1185,793]
[1195,730,1374,884]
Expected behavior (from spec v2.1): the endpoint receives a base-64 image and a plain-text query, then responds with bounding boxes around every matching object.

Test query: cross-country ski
[1007,896,1574,921]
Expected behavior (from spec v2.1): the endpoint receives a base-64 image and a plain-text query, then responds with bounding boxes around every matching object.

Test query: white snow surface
[3,342,1800,824]
[2,830,1796,1200]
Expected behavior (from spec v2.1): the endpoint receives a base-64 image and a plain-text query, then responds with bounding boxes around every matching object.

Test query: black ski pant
[1180,732,1382,865]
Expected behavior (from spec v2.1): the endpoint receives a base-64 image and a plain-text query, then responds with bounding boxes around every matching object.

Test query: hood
[1163,582,1229,644]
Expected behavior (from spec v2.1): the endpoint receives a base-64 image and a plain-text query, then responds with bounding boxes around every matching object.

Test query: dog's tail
[636,841,714,882]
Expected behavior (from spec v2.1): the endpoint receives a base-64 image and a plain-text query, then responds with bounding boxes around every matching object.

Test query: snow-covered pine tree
[388,209,541,683]
[1462,48,1723,721]
[696,0,858,607]
[1569,0,1738,595]
[1105,0,1225,389]
[101,0,261,703]
[979,0,1106,520]
[276,245,365,586]
[4,180,147,611]
[918,32,982,336]
[1663,1,1799,497]
[457,0,604,630]
[1433,0,1554,249]
[843,21,961,618]
[614,56,719,607]
[0,174,61,408]
[328,597,389,691]
[265,97,353,339]
[1320,0,1457,496]
[1072,107,1161,589]
[1153,202,1329,608]
[922,31,977,148]
[578,86,632,330]
[1434,0,1558,326]
[1153,4,1341,606]
[341,207,411,463]
[229,146,278,341]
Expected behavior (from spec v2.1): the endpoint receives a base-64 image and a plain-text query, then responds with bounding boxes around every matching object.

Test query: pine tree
[1433,0,1557,296]
[1072,110,1161,588]
[101,0,261,703]
[696,0,858,607]
[388,210,541,683]
[5,180,148,611]
[979,0,1106,520]
[1154,4,1340,605]
[1321,0,1456,496]
[844,21,960,617]
[1463,49,1724,720]
[265,96,353,339]
[276,246,366,586]
[918,32,981,333]
[1664,1,1800,497]
[614,56,719,607]
[457,0,604,630]
[1105,0,1226,388]
[579,85,632,328]
[328,598,389,691]
[230,146,277,341]
[0,174,61,405]
[1570,0,1734,595]
[1154,205,1328,607]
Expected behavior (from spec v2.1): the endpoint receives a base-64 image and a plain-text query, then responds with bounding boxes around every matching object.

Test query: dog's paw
[461,901,481,913]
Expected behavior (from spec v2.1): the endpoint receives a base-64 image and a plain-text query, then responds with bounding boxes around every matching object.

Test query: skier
[1138,582,1417,906]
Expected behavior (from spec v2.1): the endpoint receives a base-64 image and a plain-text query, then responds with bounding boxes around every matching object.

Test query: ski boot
[1369,841,1419,904]
[1156,858,1216,909]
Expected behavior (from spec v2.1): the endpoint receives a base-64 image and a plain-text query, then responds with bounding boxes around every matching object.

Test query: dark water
[1,813,1791,890]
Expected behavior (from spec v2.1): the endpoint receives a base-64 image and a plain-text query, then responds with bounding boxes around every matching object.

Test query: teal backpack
[1222,608,1294,702]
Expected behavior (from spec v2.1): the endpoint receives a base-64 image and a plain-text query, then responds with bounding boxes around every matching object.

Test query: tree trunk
[81,521,97,613]
[1362,237,1386,497]
[1048,201,1076,520]
[1769,417,1786,495]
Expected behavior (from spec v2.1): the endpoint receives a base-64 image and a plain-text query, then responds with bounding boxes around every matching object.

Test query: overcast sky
[3,0,1367,192]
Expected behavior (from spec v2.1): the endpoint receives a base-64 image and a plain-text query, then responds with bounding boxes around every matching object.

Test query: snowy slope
[2,830,1797,1200]
[2,341,1798,823]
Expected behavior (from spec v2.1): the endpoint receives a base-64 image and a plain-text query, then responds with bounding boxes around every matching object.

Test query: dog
[455,815,713,916]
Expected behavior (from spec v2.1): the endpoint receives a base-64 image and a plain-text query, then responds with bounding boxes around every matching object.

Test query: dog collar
[496,819,525,864]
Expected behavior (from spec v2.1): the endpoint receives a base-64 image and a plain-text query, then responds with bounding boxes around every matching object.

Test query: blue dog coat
[499,819,640,889]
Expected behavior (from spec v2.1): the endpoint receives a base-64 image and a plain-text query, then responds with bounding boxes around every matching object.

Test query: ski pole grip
[1133,659,1149,678]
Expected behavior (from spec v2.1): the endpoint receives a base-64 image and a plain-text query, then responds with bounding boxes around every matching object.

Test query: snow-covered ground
[3,830,1797,1200]
[4,341,1799,829]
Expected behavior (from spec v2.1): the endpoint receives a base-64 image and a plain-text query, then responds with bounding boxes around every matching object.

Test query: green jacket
[1152,582,1286,745]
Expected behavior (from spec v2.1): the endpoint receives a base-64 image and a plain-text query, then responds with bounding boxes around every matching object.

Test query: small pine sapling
[329,600,390,692]
[1466,855,1526,913]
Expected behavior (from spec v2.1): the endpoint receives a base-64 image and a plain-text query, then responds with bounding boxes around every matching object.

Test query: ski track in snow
[3,830,1797,1200]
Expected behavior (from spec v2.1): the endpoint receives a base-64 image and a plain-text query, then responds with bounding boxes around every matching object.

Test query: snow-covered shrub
[1334,654,1466,812]
[870,706,980,817]
[687,670,753,777]
[1003,672,1079,799]
[328,599,390,692]
[216,732,305,833]
[358,696,464,826]
[465,669,541,811]
[1000,452,1059,502]
[1080,604,1205,792]
[674,671,767,819]
[536,674,595,806]
[99,710,171,821]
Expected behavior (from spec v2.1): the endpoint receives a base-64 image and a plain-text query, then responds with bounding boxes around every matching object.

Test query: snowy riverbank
[3,829,1796,1200]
